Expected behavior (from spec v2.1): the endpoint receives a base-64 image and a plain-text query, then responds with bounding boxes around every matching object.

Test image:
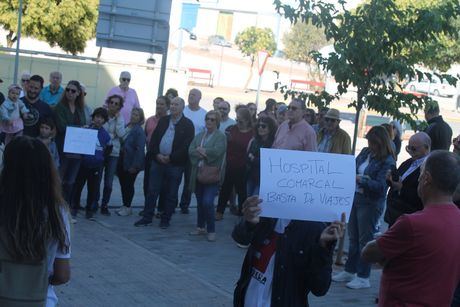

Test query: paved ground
[56,173,383,307]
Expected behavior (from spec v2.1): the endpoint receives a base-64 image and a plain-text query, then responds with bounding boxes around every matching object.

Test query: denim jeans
[246,178,260,197]
[100,156,119,207]
[143,158,167,212]
[60,155,82,206]
[345,193,384,278]
[143,160,184,222]
[195,181,219,233]
[72,165,103,210]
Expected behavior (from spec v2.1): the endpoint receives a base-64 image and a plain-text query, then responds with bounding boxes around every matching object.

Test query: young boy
[71,108,111,219]
[37,117,60,168]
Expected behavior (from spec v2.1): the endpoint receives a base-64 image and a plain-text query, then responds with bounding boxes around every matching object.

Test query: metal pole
[255,74,263,108]
[175,29,183,69]
[158,44,169,97]
[13,0,23,84]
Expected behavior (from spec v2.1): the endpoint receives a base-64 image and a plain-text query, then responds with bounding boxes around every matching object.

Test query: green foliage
[282,21,328,64]
[0,0,98,55]
[273,0,460,131]
[234,26,277,65]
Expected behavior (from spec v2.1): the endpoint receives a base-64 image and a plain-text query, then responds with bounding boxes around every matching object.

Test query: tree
[274,0,460,153]
[0,0,98,55]
[235,26,277,89]
[283,21,329,81]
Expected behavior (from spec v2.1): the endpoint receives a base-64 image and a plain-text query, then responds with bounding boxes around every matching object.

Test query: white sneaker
[332,271,355,282]
[117,206,132,216]
[189,228,207,236]
[70,217,77,224]
[207,233,216,242]
[346,277,371,289]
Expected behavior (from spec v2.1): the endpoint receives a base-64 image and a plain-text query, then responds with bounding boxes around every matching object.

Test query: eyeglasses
[121,78,131,82]
[257,124,267,129]
[288,106,299,111]
[406,145,422,152]
[205,117,216,122]
[66,88,77,94]
[109,100,120,106]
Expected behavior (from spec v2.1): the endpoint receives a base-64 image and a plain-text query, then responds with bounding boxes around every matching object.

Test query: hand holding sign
[319,212,346,249]
[242,196,262,225]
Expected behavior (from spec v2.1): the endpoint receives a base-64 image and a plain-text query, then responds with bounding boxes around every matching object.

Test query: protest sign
[259,148,356,222]
[63,127,98,155]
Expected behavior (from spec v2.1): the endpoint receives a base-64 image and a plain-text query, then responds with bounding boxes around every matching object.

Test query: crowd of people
[0,70,459,307]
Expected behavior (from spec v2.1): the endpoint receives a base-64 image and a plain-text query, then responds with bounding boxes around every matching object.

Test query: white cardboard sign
[63,127,98,155]
[259,148,356,222]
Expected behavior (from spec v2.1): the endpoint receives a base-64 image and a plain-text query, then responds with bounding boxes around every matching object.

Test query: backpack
[0,231,48,307]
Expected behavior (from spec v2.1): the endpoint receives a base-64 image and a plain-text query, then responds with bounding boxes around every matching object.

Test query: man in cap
[317,108,351,154]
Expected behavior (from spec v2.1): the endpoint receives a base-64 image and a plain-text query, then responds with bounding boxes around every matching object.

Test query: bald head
[407,132,431,159]
[188,88,202,109]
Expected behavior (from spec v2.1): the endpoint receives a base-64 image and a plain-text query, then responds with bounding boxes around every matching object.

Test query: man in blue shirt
[39,71,64,106]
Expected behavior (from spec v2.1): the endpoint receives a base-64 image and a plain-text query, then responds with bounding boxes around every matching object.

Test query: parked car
[208,35,232,47]
[406,77,456,97]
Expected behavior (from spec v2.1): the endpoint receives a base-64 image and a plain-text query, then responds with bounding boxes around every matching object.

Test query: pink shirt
[145,115,160,146]
[272,120,317,151]
[377,204,460,307]
[105,86,140,124]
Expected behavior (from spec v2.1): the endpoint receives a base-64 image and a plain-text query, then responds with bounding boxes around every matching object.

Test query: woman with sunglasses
[54,80,87,211]
[246,116,278,196]
[188,110,227,241]
[97,94,126,216]
[216,106,254,220]
[333,126,395,289]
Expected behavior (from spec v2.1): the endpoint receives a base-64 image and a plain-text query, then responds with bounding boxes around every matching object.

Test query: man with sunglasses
[218,100,235,132]
[317,108,351,154]
[105,71,140,124]
[39,71,64,107]
[384,132,431,227]
[272,98,317,151]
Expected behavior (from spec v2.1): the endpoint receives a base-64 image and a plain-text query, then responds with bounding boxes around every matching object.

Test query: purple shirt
[272,120,317,151]
[105,86,140,124]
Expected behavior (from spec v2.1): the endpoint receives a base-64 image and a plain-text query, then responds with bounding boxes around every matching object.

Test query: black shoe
[100,206,111,216]
[180,208,189,214]
[134,218,153,227]
[159,220,170,229]
[85,210,93,219]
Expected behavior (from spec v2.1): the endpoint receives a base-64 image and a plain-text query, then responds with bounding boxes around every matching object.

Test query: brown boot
[215,212,224,221]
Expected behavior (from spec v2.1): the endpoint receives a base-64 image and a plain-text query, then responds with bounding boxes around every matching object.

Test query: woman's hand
[319,213,346,249]
[196,146,207,158]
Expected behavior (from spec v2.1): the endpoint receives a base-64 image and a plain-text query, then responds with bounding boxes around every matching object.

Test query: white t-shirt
[183,106,207,136]
[219,118,236,133]
[244,219,291,307]
[46,208,71,307]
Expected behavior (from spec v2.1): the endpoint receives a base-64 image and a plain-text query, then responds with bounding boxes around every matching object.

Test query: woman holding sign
[332,126,395,289]
[188,110,227,242]
[54,80,87,209]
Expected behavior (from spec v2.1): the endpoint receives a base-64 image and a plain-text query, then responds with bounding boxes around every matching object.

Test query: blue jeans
[100,156,119,206]
[60,155,82,206]
[345,193,384,278]
[195,181,219,233]
[246,178,260,197]
[143,161,184,222]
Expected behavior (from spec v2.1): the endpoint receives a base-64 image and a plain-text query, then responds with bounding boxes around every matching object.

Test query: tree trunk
[6,31,16,48]
[244,57,255,91]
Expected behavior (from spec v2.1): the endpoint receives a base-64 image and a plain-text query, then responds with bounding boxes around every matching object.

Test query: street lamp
[13,0,23,84]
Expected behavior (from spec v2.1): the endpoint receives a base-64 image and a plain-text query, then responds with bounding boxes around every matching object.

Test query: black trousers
[117,162,139,208]
[216,166,247,214]
[72,165,102,211]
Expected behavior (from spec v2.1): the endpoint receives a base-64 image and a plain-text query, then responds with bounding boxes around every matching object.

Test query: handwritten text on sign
[259,148,356,222]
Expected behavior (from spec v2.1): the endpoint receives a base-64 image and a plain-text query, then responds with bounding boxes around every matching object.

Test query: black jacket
[232,218,333,307]
[147,114,194,167]
[384,158,424,227]
[424,116,452,150]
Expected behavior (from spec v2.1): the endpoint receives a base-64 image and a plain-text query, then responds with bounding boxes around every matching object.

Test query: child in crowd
[0,84,31,144]
[71,107,111,220]
[37,117,60,168]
